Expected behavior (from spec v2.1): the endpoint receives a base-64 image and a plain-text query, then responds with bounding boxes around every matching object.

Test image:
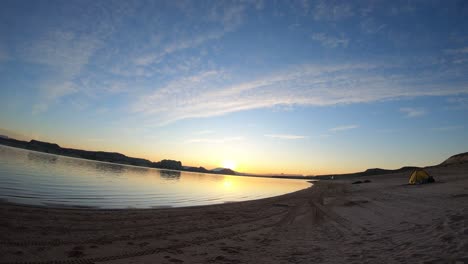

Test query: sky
[1,0,468,175]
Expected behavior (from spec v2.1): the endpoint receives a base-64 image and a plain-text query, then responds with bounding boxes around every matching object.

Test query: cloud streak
[133,31,224,67]
[311,33,349,48]
[444,47,468,55]
[329,125,359,132]
[23,30,101,113]
[7,1,468,125]
[133,61,468,125]
[264,134,307,140]
[14,0,128,113]
[400,107,426,118]
[312,0,354,21]
[110,2,250,78]
[186,137,243,144]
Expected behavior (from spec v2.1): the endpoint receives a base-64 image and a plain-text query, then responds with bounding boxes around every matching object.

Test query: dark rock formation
[27,140,61,153]
[212,168,236,175]
[183,166,210,173]
[0,138,153,167]
[153,159,183,170]
[0,137,28,148]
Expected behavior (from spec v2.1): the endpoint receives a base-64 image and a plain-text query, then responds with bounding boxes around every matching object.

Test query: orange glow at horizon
[222,160,236,170]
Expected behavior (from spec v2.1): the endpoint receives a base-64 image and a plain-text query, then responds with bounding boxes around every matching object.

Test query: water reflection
[125,166,150,176]
[95,162,125,174]
[0,145,311,209]
[160,170,181,181]
[27,152,57,164]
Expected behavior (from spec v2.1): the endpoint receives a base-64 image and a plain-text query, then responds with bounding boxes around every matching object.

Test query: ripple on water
[0,145,311,208]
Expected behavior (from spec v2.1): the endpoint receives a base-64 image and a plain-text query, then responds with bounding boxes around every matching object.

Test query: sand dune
[441,152,468,166]
[1,163,467,263]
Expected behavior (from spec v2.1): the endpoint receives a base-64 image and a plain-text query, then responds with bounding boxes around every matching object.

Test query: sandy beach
[1,163,467,264]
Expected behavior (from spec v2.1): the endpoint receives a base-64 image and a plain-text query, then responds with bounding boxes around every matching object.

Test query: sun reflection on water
[223,179,233,189]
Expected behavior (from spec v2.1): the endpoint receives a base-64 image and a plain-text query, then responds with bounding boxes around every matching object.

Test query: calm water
[0,145,310,209]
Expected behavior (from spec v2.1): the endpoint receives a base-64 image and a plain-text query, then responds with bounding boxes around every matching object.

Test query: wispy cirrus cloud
[329,125,359,132]
[446,97,468,110]
[311,33,349,48]
[133,31,224,67]
[312,0,354,21]
[23,30,101,113]
[360,18,386,34]
[443,46,468,65]
[21,31,99,76]
[208,2,246,32]
[133,60,468,125]
[14,1,251,114]
[400,107,426,118]
[14,1,131,113]
[264,134,307,140]
[112,2,249,77]
[444,47,468,54]
[32,81,78,114]
[186,136,243,144]
[12,1,468,124]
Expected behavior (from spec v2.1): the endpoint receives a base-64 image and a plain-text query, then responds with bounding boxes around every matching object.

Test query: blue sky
[1,0,467,174]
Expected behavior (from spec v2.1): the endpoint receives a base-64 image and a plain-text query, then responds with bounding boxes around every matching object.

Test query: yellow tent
[408,169,430,184]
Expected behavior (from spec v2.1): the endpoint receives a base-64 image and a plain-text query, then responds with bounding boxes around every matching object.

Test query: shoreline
[1,163,467,263]
[0,144,313,210]
[0,143,308,180]
[0,139,239,177]
[0,182,315,212]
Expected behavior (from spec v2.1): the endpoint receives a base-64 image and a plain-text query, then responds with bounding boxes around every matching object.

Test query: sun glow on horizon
[222,160,236,170]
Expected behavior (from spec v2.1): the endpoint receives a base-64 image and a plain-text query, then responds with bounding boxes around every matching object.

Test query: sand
[1,163,467,264]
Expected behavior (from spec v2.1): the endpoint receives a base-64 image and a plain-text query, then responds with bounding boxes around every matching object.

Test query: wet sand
[1,163,467,263]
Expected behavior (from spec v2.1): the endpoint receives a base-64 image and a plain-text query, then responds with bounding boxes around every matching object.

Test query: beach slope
[1,163,467,263]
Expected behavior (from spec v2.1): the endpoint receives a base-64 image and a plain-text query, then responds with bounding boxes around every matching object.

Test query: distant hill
[0,136,465,179]
[312,166,420,180]
[182,166,210,173]
[440,152,468,166]
[0,137,238,176]
[0,137,179,170]
[0,138,155,167]
[312,151,468,180]
[211,168,237,175]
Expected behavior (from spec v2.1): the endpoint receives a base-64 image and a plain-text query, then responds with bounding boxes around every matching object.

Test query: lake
[0,145,310,209]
